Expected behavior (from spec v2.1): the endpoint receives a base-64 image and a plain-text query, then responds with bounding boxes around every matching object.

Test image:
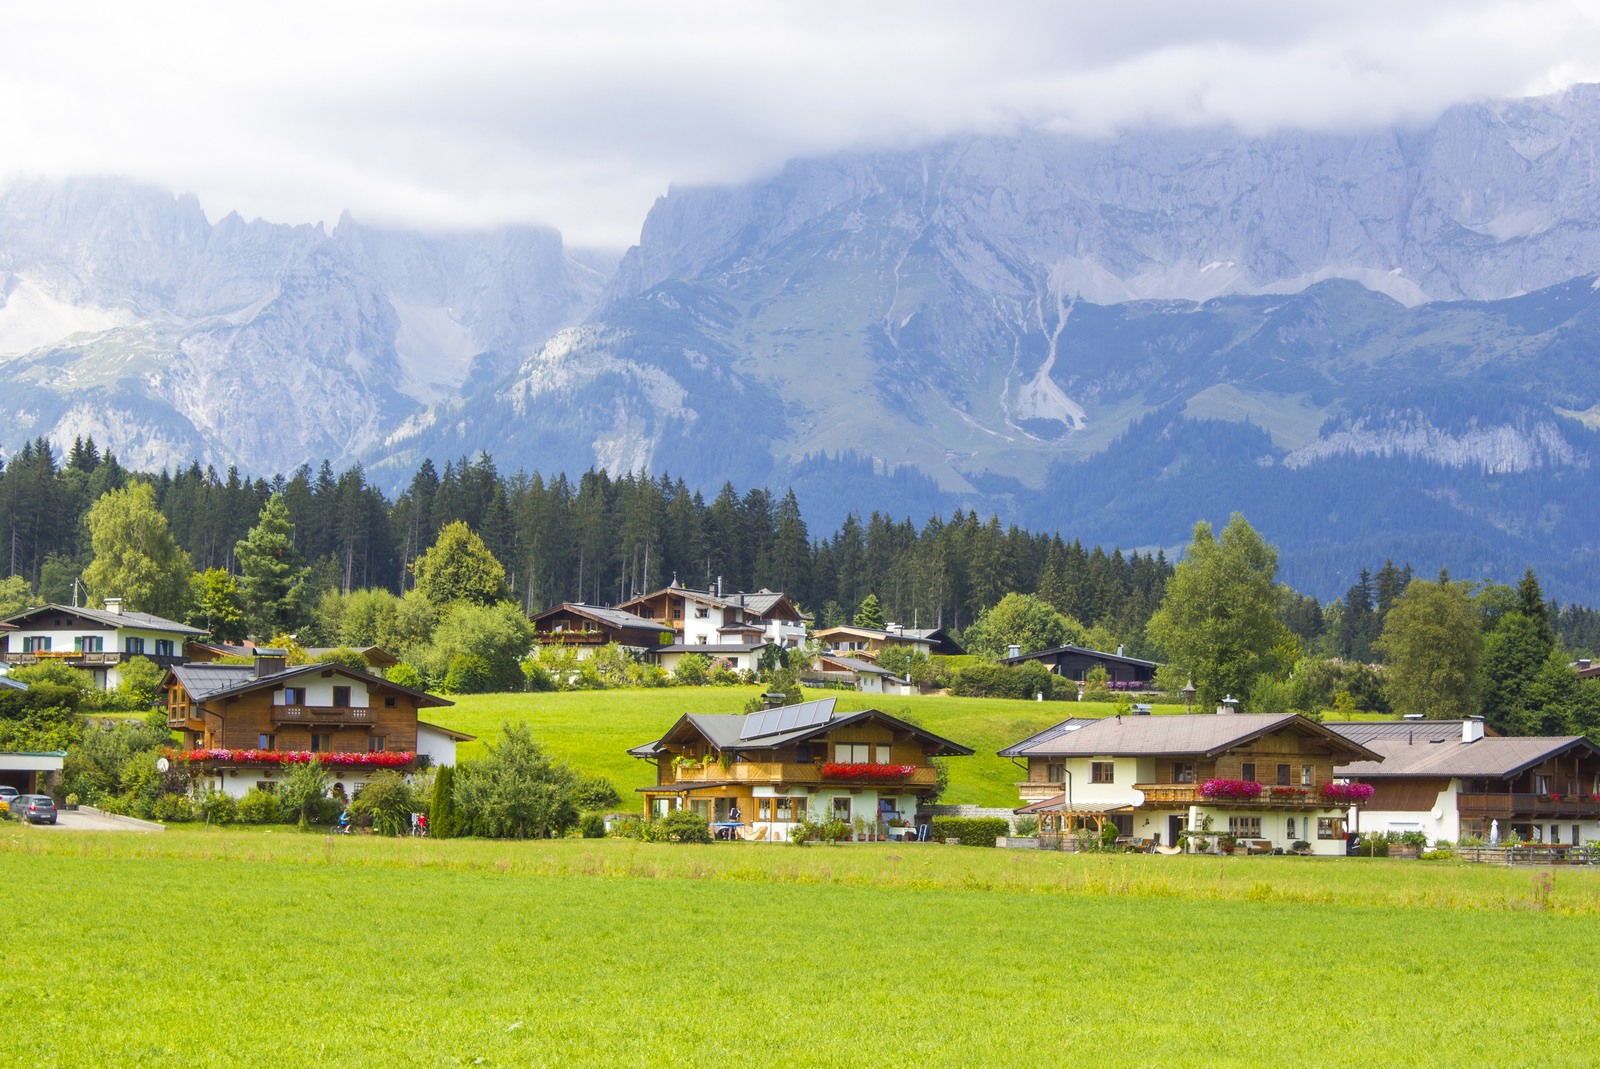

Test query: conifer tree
[236,495,310,640]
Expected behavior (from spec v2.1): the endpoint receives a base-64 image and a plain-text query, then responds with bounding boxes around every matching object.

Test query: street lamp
[1182,678,1196,715]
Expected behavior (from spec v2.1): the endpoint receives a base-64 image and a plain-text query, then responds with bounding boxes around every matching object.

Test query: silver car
[16,795,57,825]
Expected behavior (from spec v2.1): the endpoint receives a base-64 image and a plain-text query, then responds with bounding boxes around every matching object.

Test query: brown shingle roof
[1336,736,1596,778]
[1014,713,1378,760]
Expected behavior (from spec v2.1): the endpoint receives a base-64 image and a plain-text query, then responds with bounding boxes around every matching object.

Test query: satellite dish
[1128,789,1146,807]
[156,757,170,773]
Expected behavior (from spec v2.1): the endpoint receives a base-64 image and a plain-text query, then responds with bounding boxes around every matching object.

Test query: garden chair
[736,826,768,841]
[1154,845,1184,855]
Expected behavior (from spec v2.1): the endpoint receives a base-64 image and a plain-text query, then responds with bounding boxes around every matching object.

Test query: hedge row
[929,816,1009,847]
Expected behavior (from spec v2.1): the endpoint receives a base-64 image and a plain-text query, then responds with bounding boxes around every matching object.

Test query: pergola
[1016,795,1134,839]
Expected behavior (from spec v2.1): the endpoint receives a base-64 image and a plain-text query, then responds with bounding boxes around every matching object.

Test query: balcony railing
[668,762,938,788]
[2,651,185,668]
[1457,793,1600,816]
[271,706,376,725]
[1133,784,1359,808]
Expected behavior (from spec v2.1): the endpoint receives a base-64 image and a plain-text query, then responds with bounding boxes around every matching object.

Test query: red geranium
[164,748,414,768]
[1198,779,1262,800]
[820,762,917,782]
[1319,782,1376,803]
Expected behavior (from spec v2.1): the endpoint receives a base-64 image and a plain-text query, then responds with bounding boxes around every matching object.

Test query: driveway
[14,810,156,832]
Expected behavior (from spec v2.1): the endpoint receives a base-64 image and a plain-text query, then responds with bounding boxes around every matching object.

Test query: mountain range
[6,85,1600,601]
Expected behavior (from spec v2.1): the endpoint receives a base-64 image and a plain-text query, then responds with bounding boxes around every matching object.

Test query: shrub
[387,662,425,691]
[1012,815,1040,836]
[63,793,80,807]
[350,770,418,836]
[572,773,621,812]
[579,812,606,838]
[674,654,710,685]
[196,789,238,825]
[153,793,194,822]
[658,808,712,844]
[442,654,491,694]
[237,787,281,824]
[430,764,458,839]
[313,647,372,673]
[928,816,1008,847]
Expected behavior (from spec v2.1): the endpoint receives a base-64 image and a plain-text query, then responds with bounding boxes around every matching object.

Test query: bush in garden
[674,654,710,685]
[276,756,329,827]
[572,773,621,812]
[349,770,417,836]
[154,793,195,822]
[658,808,712,844]
[196,788,238,825]
[928,816,1009,847]
[579,812,606,838]
[113,656,165,710]
[237,787,281,824]
[1012,815,1040,836]
[443,654,491,694]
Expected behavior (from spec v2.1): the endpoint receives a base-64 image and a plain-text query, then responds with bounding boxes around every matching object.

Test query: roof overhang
[0,751,66,771]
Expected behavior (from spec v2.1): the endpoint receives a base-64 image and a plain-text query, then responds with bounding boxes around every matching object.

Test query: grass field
[435,689,1144,810]
[7,827,1600,1068]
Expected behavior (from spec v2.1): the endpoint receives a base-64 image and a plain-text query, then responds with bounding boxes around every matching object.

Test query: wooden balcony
[270,705,376,726]
[1457,793,1600,818]
[1133,784,1358,809]
[667,763,938,788]
[2,650,185,669]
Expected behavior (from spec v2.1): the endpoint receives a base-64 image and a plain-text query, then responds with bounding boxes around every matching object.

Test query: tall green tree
[188,568,247,643]
[1376,579,1483,719]
[81,483,193,618]
[1145,513,1290,710]
[852,593,885,629]
[1481,613,1550,735]
[235,495,310,640]
[960,591,1086,660]
[413,520,507,607]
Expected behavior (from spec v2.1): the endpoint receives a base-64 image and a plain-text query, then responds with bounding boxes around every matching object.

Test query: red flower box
[1198,779,1262,800]
[164,748,414,768]
[1319,782,1376,803]
[820,762,916,782]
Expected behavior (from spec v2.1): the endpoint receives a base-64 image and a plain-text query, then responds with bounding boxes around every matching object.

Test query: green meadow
[436,688,1132,809]
[6,829,1600,1068]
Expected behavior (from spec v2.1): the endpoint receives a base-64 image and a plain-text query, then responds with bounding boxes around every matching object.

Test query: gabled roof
[629,698,973,758]
[897,627,966,655]
[1007,713,1380,761]
[656,643,764,655]
[417,720,478,742]
[818,654,892,677]
[1000,644,1158,669]
[3,604,208,636]
[618,585,805,621]
[996,717,1101,757]
[1335,735,1597,779]
[814,625,934,644]
[531,602,675,634]
[0,676,28,691]
[167,661,453,708]
[1323,720,1498,746]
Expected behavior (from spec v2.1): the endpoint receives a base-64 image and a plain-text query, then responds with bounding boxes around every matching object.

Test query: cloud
[1,0,1598,245]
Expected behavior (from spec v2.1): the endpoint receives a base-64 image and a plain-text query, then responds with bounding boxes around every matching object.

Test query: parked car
[0,786,18,807]
[17,795,57,825]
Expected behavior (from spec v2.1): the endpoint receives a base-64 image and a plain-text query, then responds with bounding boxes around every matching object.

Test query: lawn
[6,829,1600,1068]
[430,688,1126,810]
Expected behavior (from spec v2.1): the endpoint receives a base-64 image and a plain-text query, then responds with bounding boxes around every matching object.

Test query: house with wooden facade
[812,624,936,662]
[1002,713,1381,854]
[999,644,1158,685]
[160,649,464,800]
[808,653,917,695]
[1328,718,1600,846]
[1,600,207,689]
[618,582,809,651]
[185,641,401,673]
[629,697,972,841]
[530,603,677,656]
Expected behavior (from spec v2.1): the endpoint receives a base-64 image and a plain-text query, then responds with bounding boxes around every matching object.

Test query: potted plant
[1219,833,1238,855]
[1291,839,1311,855]
[853,815,868,842]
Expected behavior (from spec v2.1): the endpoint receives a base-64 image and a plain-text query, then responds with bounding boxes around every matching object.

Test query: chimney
[762,692,786,711]
[1462,717,1485,743]
[103,597,123,615]
[1116,644,1124,657]
[1007,643,1022,659]
[254,649,288,678]
[1217,695,1239,715]
[716,576,723,598]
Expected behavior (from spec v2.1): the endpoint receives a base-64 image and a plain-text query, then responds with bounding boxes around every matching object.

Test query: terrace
[1457,793,1600,818]
[270,706,377,726]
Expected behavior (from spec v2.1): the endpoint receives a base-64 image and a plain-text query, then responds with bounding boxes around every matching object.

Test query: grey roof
[168,661,452,707]
[1011,713,1380,760]
[815,624,934,643]
[742,697,837,739]
[533,603,675,633]
[997,718,1100,757]
[1335,735,1597,779]
[1000,643,1158,669]
[630,703,975,758]
[3,604,208,636]
[621,585,804,620]
[0,676,28,691]
[1323,721,1476,746]
[821,655,892,676]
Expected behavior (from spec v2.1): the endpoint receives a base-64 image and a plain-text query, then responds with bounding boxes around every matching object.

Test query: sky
[2,0,1599,247]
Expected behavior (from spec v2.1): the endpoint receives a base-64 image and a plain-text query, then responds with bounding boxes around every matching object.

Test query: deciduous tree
[412,520,507,606]
[1377,579,1483,719]
[82,483,193,619]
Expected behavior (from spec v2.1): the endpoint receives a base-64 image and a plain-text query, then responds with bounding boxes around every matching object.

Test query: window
[835,743,872,764]
[1241,763,1257,783]
[1090,762,1115,784]
[831,796,851,820]
[639,608,654,620]
[1171,762,1195,783]
[155,639,174,657]
[1229,816,1262,838]
[332,686,351,708]
[74,635,103,652]
[1286,818,1297,840]
[695,608,709,619]
[22,636,51,653]
[1277,764,1291,786]
[1301,765,1312,787]
[1046,763,1066,783]
[1535,775,1553,795]
[384,697,396,708]
[368,737,385,752]
[1317,817,1346,840]
[125,637,145,654]
[255,781,276,792]
[875,744,892,764]
[795,743,814,764]
[310,734,332,752]
[697,635,707,645]
[284,687,306,706]
[774,797,796,822]
[757,798,773,820]
[258,734,276,750]
[1551,824,1561,844]
[672,605,683,620]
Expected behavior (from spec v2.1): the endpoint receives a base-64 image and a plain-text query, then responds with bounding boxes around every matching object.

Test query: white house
[1,600,208,689]
[619,581,809,651]
[1328,718,1600,846]
[1002,713,1383,854]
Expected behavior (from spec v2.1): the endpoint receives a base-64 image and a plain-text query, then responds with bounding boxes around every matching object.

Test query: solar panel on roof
[740,697,836,740]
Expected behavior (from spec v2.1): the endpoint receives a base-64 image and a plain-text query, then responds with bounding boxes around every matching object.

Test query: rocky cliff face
[0,179,607,473]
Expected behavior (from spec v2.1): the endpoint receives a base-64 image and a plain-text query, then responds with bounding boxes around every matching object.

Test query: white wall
[416,724,459,768]
[271,679,370,706]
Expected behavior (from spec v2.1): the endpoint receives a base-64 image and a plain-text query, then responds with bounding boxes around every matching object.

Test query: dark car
[17,795,57,825]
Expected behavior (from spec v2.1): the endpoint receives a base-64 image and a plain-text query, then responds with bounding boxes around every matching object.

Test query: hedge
[929,816,1009,847]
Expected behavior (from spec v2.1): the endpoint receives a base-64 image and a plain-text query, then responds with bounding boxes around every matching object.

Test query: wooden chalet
[530,603,676,653]
[812,624,935,662]
[1,599,207,689]
[1001,713,1380,853]
[630,697,972,841]
[618,582,809,650]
